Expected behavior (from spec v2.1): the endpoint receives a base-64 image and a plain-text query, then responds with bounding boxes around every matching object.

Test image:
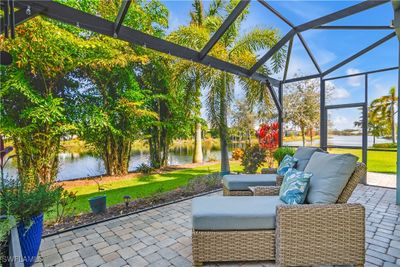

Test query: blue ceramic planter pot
[17,213,43,267]
[89,195,107,214]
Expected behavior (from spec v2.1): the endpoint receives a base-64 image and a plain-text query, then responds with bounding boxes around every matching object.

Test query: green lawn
[47,161,244,220]
[329,148,396,174]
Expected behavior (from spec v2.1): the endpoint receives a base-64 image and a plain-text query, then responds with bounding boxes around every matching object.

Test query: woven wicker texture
[275,203,365,267]
[192,230,275,263]
[337,162,366,204]
[223,186,253,196]
[261,168,277,174]
[253,186,280,196]
[276,175,283,186]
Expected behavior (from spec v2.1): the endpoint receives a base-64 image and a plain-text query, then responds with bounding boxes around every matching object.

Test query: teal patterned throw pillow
[277,155,298,176]
[279,168,312,204]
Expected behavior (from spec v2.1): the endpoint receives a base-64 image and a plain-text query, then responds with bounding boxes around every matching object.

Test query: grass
[47,161,244,220]
[329,148,396,174]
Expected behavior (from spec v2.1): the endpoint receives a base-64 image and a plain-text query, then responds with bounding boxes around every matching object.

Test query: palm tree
[370,86,398,143]
[205,0,285,173]
[168,0,223,163]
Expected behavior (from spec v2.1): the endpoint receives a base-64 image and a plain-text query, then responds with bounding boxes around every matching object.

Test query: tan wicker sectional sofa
[192,162,366,266]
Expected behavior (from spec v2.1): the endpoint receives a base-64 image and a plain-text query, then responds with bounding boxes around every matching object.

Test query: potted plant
[1,182,62,267]
[88,176,107,214]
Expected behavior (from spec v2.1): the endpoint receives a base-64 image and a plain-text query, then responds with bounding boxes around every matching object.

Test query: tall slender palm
[205,0,285,173]
[168,0,223,163]
[370,86,398,143]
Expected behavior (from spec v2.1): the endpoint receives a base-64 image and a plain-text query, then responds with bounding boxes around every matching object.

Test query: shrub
[184,173,221,194]
[0,182,62,224]
[55,190,77,223]
[232,148,244,160]
[373,143,396,149]
[273,147,296,164]
[136,163,154,174]
[241,145,267,174]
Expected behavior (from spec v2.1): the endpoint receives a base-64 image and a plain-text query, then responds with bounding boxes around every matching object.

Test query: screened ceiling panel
[206,0,292,68]
[326,37,398,78]
[302,30,393,72]
[265,0,364,25]
[3,0,398,86]
[324,2,394,26]
[282,35,320,81]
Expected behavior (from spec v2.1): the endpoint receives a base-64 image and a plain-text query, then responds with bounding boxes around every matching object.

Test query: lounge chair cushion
[223,174,276,191]
[305,152,358,204]
[192,196,283,230]
[294,147,324,171]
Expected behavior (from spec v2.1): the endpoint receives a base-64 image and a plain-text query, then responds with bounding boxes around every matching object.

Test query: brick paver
[33,185,400,266]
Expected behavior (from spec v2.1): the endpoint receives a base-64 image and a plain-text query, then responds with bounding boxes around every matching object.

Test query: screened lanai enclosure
[2,0,399,202]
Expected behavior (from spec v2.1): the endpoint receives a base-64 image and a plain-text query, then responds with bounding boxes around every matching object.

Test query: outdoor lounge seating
[223,147,323,196]
[222,173,277,196]
[192,160,366,266]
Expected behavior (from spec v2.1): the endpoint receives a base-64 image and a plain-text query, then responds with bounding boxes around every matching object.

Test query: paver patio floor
[33,185,400,267]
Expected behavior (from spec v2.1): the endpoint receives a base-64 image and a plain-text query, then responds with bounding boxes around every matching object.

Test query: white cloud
[326,81,350,100]
[334,115,348,125]
[346,68,363,87]
[314,49,336,66]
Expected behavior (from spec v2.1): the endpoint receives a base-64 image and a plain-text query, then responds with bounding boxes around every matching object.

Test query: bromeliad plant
[256,122,279,168]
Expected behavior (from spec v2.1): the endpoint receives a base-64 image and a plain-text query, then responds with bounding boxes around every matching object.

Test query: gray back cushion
[305,152,358,204]
[294,147,324,171]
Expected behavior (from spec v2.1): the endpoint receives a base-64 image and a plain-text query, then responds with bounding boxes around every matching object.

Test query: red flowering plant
[256,122,279,168]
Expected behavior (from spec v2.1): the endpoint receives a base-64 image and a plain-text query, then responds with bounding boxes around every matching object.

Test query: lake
[3,144,232,181]
[3,135,392,181]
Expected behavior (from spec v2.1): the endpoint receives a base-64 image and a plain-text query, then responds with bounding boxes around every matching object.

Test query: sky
[160,0,398,131]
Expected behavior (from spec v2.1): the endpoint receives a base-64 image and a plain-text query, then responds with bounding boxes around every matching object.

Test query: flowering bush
[256,122,279,167]
[232,148,244,160]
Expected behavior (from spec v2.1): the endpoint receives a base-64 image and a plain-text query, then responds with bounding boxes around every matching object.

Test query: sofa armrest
[276,175,284,186]
[275,203,365,267]
[261,168,277,174]
[253,186,280,196]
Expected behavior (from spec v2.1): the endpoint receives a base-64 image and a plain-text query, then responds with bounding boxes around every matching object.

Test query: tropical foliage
[369,87,398,143]
[1,0,284,185]
[284,79,321,146]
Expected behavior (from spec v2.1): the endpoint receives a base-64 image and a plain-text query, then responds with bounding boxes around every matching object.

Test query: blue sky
[161,0,398,130]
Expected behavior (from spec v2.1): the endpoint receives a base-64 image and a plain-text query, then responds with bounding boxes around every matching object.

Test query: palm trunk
[391,102,396,143]
[193,122,203,163]
[220,73,230,174]
[193,74,203,163]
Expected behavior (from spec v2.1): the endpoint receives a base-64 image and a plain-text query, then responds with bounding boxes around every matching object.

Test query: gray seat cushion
[294,147,324,171]
[305,152,358,204]
[192,196,284,230]
[223,174,276,190]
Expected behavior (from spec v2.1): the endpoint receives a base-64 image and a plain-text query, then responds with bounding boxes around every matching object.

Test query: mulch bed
[43,180,222,236]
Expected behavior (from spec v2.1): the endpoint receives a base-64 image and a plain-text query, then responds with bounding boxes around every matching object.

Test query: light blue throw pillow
[277,155,298,176]
[279,168,312,204]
